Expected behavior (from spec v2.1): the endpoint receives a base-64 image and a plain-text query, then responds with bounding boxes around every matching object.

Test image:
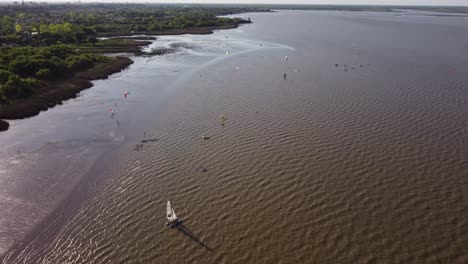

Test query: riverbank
[0,21,252,132]
[73,39,153,54]
[0,57,133,128]
[0,119,8,131]
[96,24,245,37]
[2,9,467,263]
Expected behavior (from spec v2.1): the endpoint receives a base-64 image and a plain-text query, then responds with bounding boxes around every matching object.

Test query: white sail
[167,201,174,222]
[171,208,177,221]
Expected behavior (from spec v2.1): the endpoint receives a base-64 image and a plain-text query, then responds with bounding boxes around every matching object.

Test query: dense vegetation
[0,4,262,104]
[0,4,264,130]
[0,4,258,46]
[0,45,108,103]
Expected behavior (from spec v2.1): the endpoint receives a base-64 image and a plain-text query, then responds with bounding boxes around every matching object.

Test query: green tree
[87,36,97,46]
[16,13,25,20]
[78,14,86,23]
[35,68,52,79]
[0,86,6,103]
[39,24,49,33]
[0,70,14,84]
[67,11,76,19]
[86,14,95,23]
[3,75,33,99]
[15,24,22,33]
[1,16,13,34]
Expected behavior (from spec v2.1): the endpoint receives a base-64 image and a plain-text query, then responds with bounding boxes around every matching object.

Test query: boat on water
[166,201,180,228]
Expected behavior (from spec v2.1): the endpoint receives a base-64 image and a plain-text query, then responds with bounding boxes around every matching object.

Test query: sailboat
[166,201,180,228]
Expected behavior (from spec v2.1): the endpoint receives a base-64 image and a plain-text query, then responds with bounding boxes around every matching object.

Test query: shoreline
[0,57,133,128]
[0,119,8,131]
[1,9,467,263]
[0,8,260,260]
[0,23,248,132]
[95,24,244,37]
[0,21,251,260]
[73,40,153,54]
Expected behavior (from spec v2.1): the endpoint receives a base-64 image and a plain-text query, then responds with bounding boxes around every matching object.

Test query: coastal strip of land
[0,56,133,122]
[95,24,242,37]
[0,4,261,132]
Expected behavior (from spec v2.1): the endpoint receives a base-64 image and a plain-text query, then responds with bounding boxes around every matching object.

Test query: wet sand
[1,10,468,263]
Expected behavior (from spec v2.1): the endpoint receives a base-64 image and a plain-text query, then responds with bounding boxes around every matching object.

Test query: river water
[1,10,467,263]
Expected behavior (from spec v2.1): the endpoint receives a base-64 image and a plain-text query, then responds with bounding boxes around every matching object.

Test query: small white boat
[166,201,180,228]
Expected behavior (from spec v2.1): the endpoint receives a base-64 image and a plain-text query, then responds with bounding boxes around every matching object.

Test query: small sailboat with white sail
[166,201,180,228]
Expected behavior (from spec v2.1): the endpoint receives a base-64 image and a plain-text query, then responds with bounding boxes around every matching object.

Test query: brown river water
[1,10,467,263]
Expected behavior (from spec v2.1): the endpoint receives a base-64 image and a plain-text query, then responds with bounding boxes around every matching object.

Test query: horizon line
[0,1,467,7]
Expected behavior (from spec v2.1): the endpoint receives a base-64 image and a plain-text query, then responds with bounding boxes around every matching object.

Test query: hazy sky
[156,0,468,5]
[84,0,468,5]
[8,0,467,6]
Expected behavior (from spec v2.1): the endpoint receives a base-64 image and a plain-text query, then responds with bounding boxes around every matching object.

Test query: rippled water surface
[1,10,468,263]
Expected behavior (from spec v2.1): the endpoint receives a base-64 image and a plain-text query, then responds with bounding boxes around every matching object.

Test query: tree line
[0,5,257,46]
[0,45,108,102]
[0,4,263,103]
